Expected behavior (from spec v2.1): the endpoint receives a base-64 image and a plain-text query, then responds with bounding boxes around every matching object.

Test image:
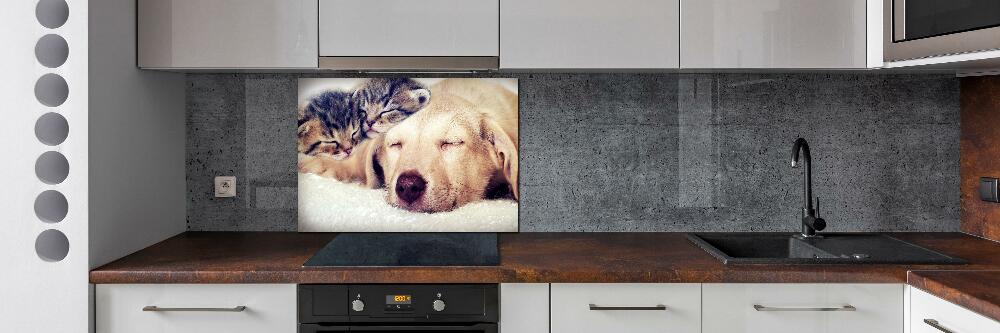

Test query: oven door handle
[298,325,349,333]
[346,323,497,331]
[299,323,498,332]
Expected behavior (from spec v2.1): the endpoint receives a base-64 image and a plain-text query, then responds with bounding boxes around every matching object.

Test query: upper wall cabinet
[138,0,318,69]
[500,0,680,69]
[134,0,881,70]
[681,0,870,69]
[318,0,500,70]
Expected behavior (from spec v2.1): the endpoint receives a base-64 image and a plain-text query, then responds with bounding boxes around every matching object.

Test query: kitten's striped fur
[297,79,432,162]
[353,78,431,136]
[297,90,364,160]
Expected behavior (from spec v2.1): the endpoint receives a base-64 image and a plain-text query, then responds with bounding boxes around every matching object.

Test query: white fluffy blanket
[298,173,519,232]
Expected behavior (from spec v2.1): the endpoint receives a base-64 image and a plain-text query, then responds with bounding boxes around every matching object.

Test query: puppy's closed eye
[388,141,403,150]
[440,139,464,150]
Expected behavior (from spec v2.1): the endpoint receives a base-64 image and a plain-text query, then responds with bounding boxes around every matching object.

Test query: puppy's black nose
[395,171,426,204]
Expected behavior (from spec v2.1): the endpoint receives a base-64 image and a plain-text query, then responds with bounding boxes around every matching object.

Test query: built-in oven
[884,0,1000,61]
[298,284,498,333]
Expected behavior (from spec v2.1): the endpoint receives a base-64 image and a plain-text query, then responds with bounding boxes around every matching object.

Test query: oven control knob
[351,299,365,312]
[432,299,446,312]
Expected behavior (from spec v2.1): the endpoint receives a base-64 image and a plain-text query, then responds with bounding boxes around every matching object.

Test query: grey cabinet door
[501,0,680,69]
[138,0,318,69]
[680,0,868,69]
[319,0,499,57]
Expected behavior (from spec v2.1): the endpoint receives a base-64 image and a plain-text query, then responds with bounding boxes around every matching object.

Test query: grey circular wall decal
[35,229,70,262]
[34,73,69,107]
[35,34,69,68]
[34,190,68,223]
[35,112,69,146]
[35,151,70,185]
[36,0,70,29]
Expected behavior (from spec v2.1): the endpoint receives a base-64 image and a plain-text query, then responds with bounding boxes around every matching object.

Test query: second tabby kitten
[353,78,432,136]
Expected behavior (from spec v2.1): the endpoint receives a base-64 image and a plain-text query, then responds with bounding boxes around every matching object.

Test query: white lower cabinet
[96,284,297,333]
[910,286,1000,333]
[702,283,904,333]
[500,283,549,333]
[95,282,999,333]
[550,283,701,333]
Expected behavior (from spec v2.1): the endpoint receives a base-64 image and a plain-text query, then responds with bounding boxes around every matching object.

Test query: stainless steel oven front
[884,0,1000,61]
[298,284,499,333]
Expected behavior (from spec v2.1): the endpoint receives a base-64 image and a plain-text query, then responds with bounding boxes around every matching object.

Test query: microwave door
[885,0,1000,61]
[896,0,1000,42]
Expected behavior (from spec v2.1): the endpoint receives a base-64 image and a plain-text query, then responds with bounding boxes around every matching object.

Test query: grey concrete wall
[186,73,960,232]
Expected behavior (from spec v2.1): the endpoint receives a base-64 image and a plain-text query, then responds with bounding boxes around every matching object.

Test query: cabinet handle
[753,304,856,312]
[588,304,667,311]
[142,306,247,312]
[923,319,955,333]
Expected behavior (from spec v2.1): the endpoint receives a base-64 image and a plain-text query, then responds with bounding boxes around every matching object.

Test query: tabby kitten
[353,78,432,136]
[297,90,364,160]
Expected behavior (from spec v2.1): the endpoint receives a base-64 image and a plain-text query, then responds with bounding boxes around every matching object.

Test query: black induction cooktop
[303,233,500,267]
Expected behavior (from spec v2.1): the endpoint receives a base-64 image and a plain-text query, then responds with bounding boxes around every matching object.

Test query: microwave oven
[884,0,1000,62]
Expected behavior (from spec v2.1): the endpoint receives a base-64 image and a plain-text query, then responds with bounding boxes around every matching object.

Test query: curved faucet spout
[791,138,810,168]
[791,138,824,237]
[791,138,813,208]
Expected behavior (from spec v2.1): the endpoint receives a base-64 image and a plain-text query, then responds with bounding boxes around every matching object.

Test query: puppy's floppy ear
[481,118,519,200]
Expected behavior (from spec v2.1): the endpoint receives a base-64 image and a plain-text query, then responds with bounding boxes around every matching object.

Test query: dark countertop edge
[91,271,908,284]
[89,270,515,284]
[907,270,1000,323]
[88,269,935,285]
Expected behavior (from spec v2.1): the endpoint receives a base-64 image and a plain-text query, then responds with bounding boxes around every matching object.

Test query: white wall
[0,0,90,331]
[1,0,185,331]
[88,0,186,269]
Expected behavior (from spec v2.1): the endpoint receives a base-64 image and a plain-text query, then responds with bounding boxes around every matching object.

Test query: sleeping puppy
[377,79,518,213]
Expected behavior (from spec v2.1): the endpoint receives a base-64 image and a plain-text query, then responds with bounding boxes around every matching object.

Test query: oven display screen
[386,295,412,305]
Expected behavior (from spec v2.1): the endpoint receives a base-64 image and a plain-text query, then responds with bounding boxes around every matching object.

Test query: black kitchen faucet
[791,138,826,238]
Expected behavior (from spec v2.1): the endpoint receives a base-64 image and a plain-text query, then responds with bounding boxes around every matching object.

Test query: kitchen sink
[687,233,966,265]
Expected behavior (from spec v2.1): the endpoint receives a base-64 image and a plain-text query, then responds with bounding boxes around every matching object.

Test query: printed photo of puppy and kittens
[297,78,519,232]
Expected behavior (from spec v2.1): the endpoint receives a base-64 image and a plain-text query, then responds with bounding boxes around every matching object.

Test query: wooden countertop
[908,270,1000,322]
[89,232,1000,320]
[91,232,1000,284]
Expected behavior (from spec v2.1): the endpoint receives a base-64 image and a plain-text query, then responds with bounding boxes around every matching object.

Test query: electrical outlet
[980,177,999,203]
[215,176,236,198]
